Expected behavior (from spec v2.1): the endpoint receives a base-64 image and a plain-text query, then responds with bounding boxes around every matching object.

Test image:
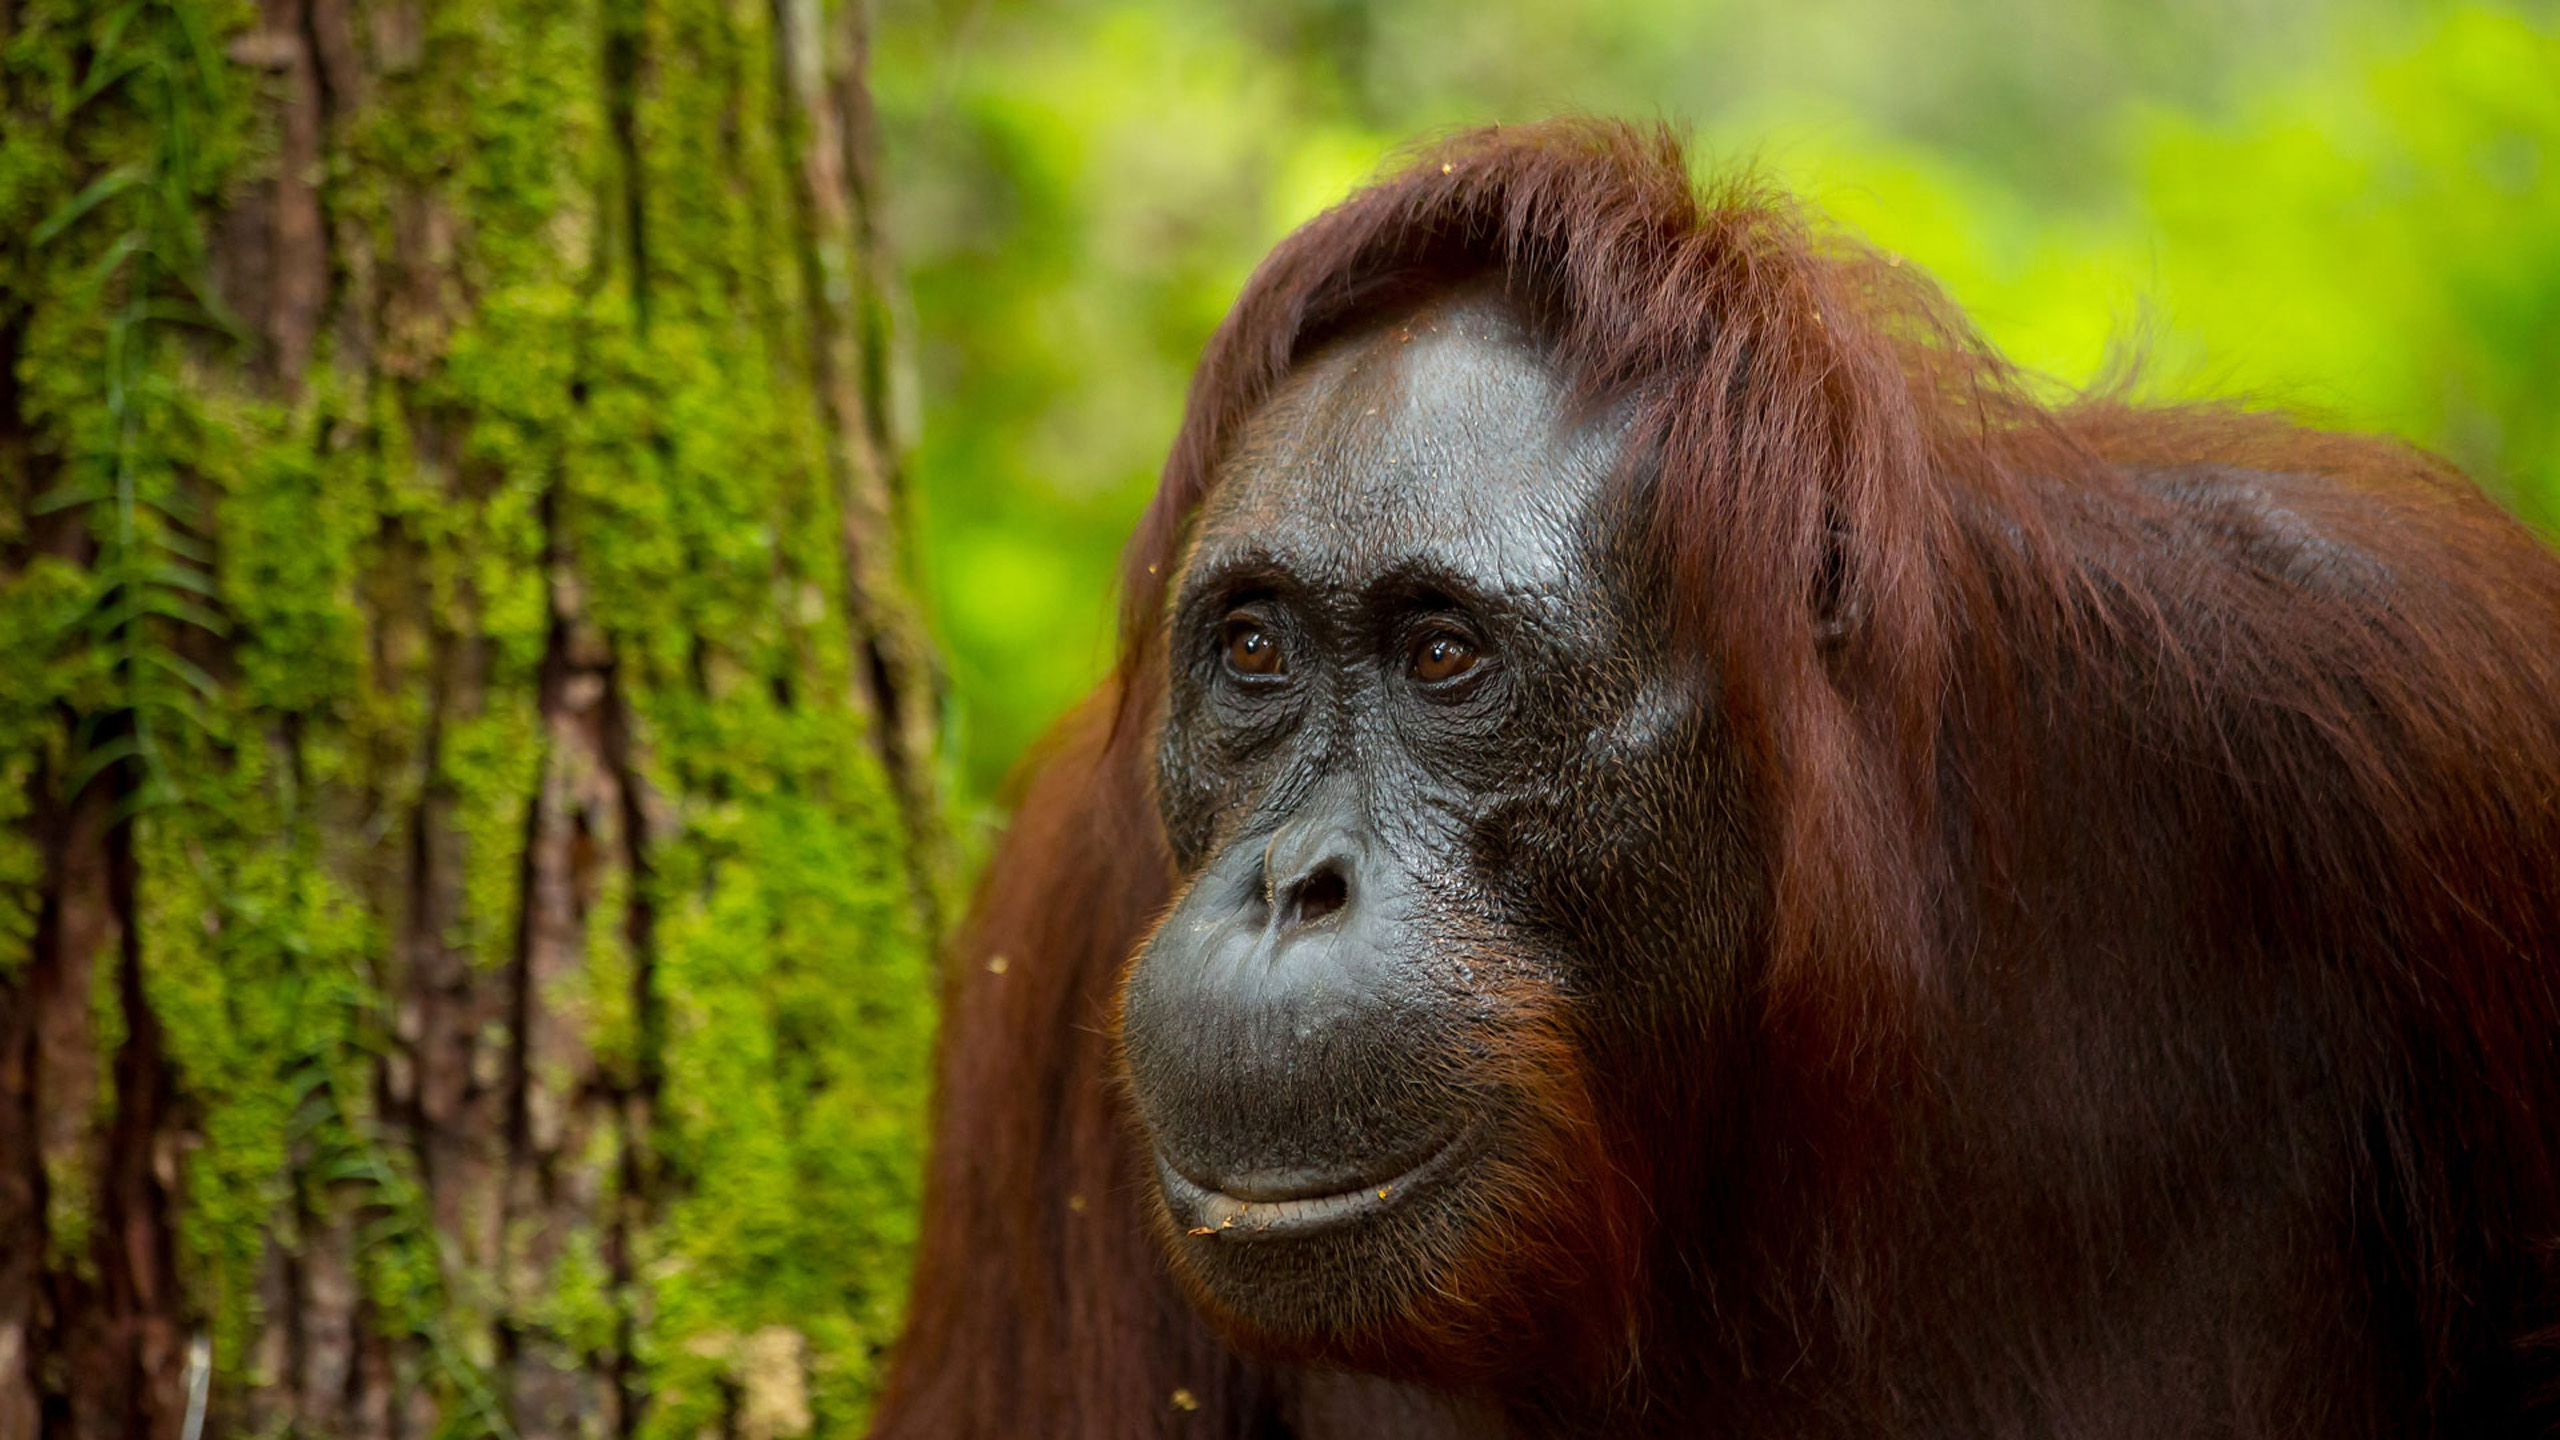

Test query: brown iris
[1413,632,1477,683]
[1224,615,1285,676]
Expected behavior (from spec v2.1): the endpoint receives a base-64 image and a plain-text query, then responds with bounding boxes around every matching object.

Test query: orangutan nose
[1265,821,1359,933]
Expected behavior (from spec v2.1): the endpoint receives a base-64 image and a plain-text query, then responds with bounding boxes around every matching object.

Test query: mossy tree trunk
[0,0,940,1434]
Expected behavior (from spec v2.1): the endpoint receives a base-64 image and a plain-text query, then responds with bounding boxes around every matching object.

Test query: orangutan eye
[1411,631,1478,684]
[1223,614,1286,677]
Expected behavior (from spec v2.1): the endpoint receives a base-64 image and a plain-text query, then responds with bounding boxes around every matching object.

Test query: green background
[874,0,2560,806]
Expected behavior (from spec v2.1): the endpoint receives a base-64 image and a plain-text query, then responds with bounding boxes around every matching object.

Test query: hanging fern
[27,0,242,816]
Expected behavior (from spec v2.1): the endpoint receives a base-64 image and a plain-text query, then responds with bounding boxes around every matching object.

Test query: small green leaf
[138,592,229,636]
[31,478,111,515]
[30,167,143,247]
[65,736,142,798]
[149,561,220,599]
[139,647,222,699]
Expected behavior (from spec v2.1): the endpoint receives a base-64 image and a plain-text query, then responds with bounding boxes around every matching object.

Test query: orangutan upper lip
[1158,1121,1483,1242]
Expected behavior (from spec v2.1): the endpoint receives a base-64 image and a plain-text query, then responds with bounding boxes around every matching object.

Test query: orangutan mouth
[1157,1122,1485,1243]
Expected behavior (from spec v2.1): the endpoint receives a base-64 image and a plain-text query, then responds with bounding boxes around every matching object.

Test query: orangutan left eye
[1411,632,1478,684]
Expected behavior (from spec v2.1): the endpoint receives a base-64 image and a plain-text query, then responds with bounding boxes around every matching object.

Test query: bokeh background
[875,0,2560,808]
[0,0,2553,1432]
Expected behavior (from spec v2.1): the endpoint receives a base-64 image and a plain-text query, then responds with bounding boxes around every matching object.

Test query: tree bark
[0,1,938,1435]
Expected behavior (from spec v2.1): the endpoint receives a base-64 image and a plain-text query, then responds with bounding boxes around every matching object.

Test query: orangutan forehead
[1180,292,1628,602]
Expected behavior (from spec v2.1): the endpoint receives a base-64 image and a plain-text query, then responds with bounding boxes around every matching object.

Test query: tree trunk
[0,1,939,1435]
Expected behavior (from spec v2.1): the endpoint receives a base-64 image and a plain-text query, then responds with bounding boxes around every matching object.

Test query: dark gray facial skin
[1119,288,1750,1358]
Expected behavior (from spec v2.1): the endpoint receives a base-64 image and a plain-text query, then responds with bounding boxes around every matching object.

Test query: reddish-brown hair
[874,120,2560,1436]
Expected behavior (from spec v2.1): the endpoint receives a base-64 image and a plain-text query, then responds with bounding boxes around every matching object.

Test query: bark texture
[0,1,938,1434]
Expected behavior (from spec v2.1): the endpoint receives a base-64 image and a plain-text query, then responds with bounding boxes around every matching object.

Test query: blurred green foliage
[874,0,2560,803]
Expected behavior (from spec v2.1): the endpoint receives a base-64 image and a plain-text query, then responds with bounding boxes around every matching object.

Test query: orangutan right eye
[1223,614,1285,677]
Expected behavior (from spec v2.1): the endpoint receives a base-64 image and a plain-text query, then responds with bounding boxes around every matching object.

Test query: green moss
[6,0,936,1429]
[0,559,89,974]
[631,739,927,1435]
[138,760,386,1388]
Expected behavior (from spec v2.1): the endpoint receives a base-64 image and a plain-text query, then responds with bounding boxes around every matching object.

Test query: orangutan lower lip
[1158,1122,1483,1243]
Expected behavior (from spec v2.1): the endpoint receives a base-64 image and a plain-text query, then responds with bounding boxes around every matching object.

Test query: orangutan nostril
[1284,863,1350,930]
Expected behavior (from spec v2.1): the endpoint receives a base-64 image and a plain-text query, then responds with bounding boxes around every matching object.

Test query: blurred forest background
[880,0,2560,809]
[0,0,2552,1435]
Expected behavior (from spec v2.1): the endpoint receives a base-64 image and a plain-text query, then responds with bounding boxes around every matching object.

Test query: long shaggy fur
[873,120,2560,1437]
